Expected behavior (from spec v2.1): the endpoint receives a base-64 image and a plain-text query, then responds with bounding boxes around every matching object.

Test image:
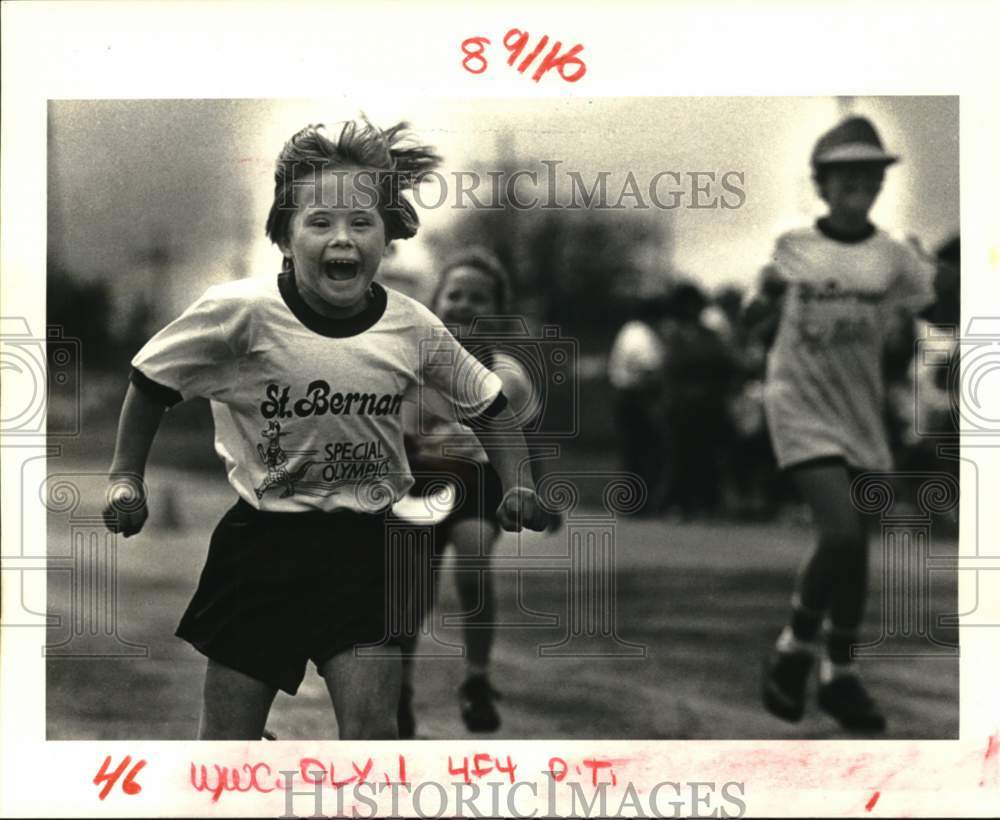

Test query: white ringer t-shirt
[131,274,503,513]
[763,221,936,472]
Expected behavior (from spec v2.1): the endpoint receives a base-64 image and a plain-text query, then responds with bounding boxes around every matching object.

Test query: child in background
[755,117,936,731]
[395,248,542,737]
[103,119,548,740]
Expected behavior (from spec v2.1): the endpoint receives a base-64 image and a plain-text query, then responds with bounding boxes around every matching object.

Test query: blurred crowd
[608,235,961,521]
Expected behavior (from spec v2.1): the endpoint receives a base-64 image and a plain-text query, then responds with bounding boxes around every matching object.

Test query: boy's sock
[780,596,824,649]
[775,624,817,655]
[818,656,855,684]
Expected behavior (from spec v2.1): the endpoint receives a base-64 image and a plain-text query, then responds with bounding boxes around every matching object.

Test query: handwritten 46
[93,755,145,800]
[461,29,586,83]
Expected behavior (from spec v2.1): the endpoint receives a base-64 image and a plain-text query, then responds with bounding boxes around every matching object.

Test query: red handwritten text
[94,755,145,800]
[299,756,408,790]
[546,756,625,786]
[189,756,408,803]
[447,754,518,784]
[460,29,586,83]
[461,37,491,75]
[189,763,276,803]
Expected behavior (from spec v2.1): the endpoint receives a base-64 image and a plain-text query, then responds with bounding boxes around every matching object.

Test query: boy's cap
[811,116,899,167]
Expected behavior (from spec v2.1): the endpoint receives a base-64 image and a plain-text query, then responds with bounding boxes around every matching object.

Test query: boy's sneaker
[818,674,887,732]
[459,674,501,732]
[398,684,416,739]
[762,649,814,722]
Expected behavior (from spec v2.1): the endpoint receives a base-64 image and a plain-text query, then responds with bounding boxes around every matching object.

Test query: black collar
[278,271,388,338]
[816,217,876,244]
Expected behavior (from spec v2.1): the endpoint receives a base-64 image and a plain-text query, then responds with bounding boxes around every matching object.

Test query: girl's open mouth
[323,260,360,281]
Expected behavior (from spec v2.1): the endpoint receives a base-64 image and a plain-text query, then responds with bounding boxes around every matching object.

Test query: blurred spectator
[715,286,745,334]
[727,376,782,520]
[924,235,960,330]
[878,235,959,534]
[659,282,742,519]
[890,235,960,480]
[608,295,671,513]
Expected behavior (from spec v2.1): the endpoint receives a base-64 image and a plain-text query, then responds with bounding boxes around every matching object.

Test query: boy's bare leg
[450,518,498,672]
[199,658,278,739]
[320,648,401,740]
[450,518,502,732]
[789,463,867,630]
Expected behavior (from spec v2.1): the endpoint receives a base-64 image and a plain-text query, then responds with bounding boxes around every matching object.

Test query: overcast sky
[49,96,958,318]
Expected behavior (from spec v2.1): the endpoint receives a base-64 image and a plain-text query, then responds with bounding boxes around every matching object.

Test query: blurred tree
[47,263,116,369]
[424,158,673,352]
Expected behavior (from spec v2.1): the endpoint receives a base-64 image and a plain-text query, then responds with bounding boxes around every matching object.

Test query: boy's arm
[467,399,548,532]
[104,382,168,537]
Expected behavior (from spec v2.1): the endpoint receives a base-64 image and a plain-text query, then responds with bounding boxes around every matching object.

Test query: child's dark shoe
[459,675,501,733]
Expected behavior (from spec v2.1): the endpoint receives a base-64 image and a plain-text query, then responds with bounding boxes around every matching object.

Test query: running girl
[103,119,548,740]
[395,248,543,737]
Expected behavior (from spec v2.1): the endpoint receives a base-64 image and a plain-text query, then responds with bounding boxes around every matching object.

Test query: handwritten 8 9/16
[461,30,586,83]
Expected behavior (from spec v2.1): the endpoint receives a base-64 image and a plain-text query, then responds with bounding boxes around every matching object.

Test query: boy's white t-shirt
[131,274,503,513]
[763,223,935,472]
[607,320,665,390]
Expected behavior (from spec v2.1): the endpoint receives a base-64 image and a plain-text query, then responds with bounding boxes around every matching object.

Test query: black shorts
[176,499,396,695]
[408,458,504,542]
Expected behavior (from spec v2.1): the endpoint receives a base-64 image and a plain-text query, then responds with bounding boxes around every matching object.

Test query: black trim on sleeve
[464,391,508,429]
[130,367,183,407]
[278,271,388,338]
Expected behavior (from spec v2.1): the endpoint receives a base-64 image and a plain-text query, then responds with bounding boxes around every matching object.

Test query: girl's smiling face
[280,168,387,318]
[433,265,500,336]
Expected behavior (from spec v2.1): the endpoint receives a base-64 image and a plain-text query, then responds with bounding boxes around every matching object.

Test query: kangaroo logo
[254,420,313,499]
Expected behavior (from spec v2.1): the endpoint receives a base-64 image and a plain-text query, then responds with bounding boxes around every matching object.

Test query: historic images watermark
[274,163,747,213]
[273,772,748,819]
[0,317,81,438]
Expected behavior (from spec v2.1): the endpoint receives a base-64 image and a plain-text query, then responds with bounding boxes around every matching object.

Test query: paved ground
[45,459,959,741]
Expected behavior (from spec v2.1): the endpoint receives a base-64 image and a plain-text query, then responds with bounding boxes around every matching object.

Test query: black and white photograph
[41,96,960,741]
[2,3,998,818]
